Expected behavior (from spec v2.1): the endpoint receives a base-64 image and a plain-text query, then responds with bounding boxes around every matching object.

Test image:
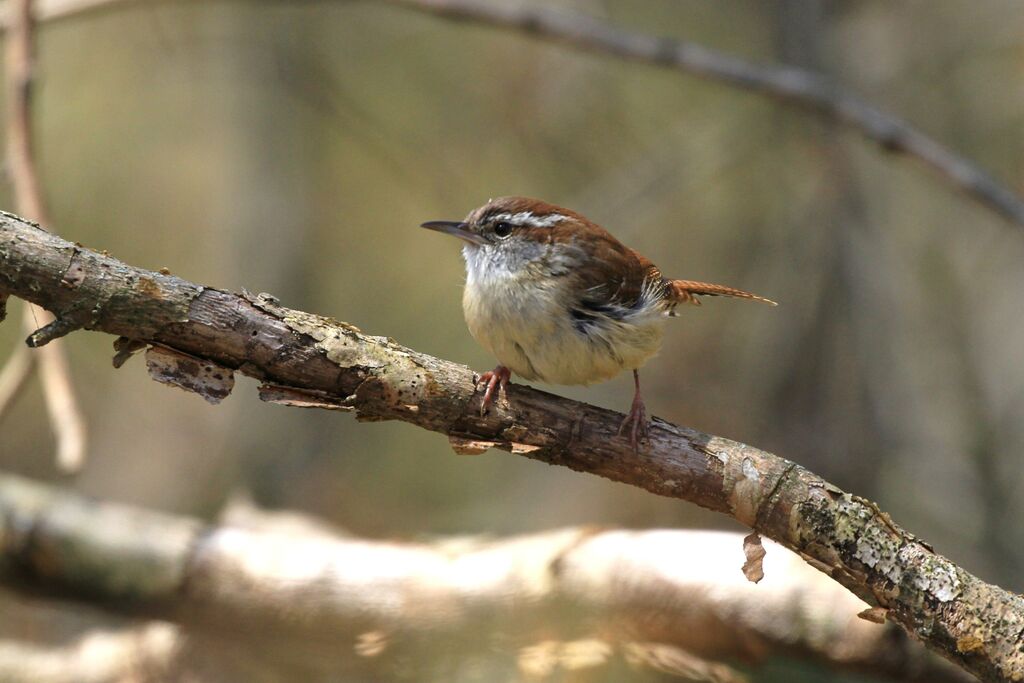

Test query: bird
[421,196,775,450]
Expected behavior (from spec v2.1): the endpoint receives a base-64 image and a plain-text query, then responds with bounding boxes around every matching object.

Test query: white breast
[461,250,668,386]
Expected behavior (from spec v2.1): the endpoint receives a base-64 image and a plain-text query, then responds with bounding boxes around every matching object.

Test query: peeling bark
[0,213,1021,681]
[741,532,765,584]
[144,346,235,404]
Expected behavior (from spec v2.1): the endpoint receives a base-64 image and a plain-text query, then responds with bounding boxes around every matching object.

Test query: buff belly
[463,275,667,386]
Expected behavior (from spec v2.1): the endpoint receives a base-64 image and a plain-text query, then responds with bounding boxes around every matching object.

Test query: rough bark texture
[0,213,1021,681]
[0,474,971,682]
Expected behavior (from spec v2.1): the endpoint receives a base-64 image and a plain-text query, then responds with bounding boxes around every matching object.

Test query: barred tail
[668,279,777,307]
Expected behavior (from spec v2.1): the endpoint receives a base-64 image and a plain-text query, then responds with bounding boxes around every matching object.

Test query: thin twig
[378,0,1024,227]
[2,0,86,471]
[0,310,35,418]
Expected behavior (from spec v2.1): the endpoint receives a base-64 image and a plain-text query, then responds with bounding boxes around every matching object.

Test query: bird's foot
[477,365,511,415]
[618,371,649,452]
[618,397,649,452]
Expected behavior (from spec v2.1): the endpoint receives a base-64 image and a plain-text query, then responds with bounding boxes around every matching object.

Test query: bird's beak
[420,220,488,246]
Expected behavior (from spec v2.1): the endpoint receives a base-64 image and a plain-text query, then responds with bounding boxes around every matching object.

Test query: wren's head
[421,196,582,282]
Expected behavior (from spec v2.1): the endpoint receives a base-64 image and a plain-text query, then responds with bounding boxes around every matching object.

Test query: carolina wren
[422,197,775,450]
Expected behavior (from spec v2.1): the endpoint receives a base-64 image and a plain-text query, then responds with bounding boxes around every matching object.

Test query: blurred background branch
[0,622,179,683]
[18,0,1023,226]
[0,0,86,472]
[380,0,1024,227]
[0,473,970,683]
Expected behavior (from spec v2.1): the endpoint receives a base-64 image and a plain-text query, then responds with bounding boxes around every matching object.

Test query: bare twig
[0,474,969,682]
[2,0,86,471]
[6,0,46,219]
[379,0,1024,227]
[0,214,1019,681]
[0,315,34,417]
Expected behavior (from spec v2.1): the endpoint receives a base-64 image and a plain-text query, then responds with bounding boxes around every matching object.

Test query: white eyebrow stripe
[490,211,567,228]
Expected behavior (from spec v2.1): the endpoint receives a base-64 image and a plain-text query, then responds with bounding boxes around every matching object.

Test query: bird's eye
[493,221,513,238]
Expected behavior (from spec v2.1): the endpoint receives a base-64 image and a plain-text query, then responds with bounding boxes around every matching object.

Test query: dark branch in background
[0,474,970,683]
[379,0,1024,227]
[0,0,86,471]
[11,0,1024,227]
[0,214,1021,682]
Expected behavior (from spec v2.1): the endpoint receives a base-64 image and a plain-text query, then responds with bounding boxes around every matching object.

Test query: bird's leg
[477,365,511,415]
[618,369,649,451]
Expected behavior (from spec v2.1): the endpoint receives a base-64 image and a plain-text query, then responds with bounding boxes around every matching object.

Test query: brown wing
[544,218,665,313]
[668,279,777,306]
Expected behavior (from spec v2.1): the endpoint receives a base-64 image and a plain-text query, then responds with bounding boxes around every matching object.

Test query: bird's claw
[477,365,511,416]
[618,384,649,453]
[614,374,647,454]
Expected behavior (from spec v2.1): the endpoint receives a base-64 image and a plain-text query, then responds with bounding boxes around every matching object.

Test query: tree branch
[378,0,1024,227]
[1,0,87,471]
[0,213,1020,681]
[0,474,970,682]
[0,337,34,421]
